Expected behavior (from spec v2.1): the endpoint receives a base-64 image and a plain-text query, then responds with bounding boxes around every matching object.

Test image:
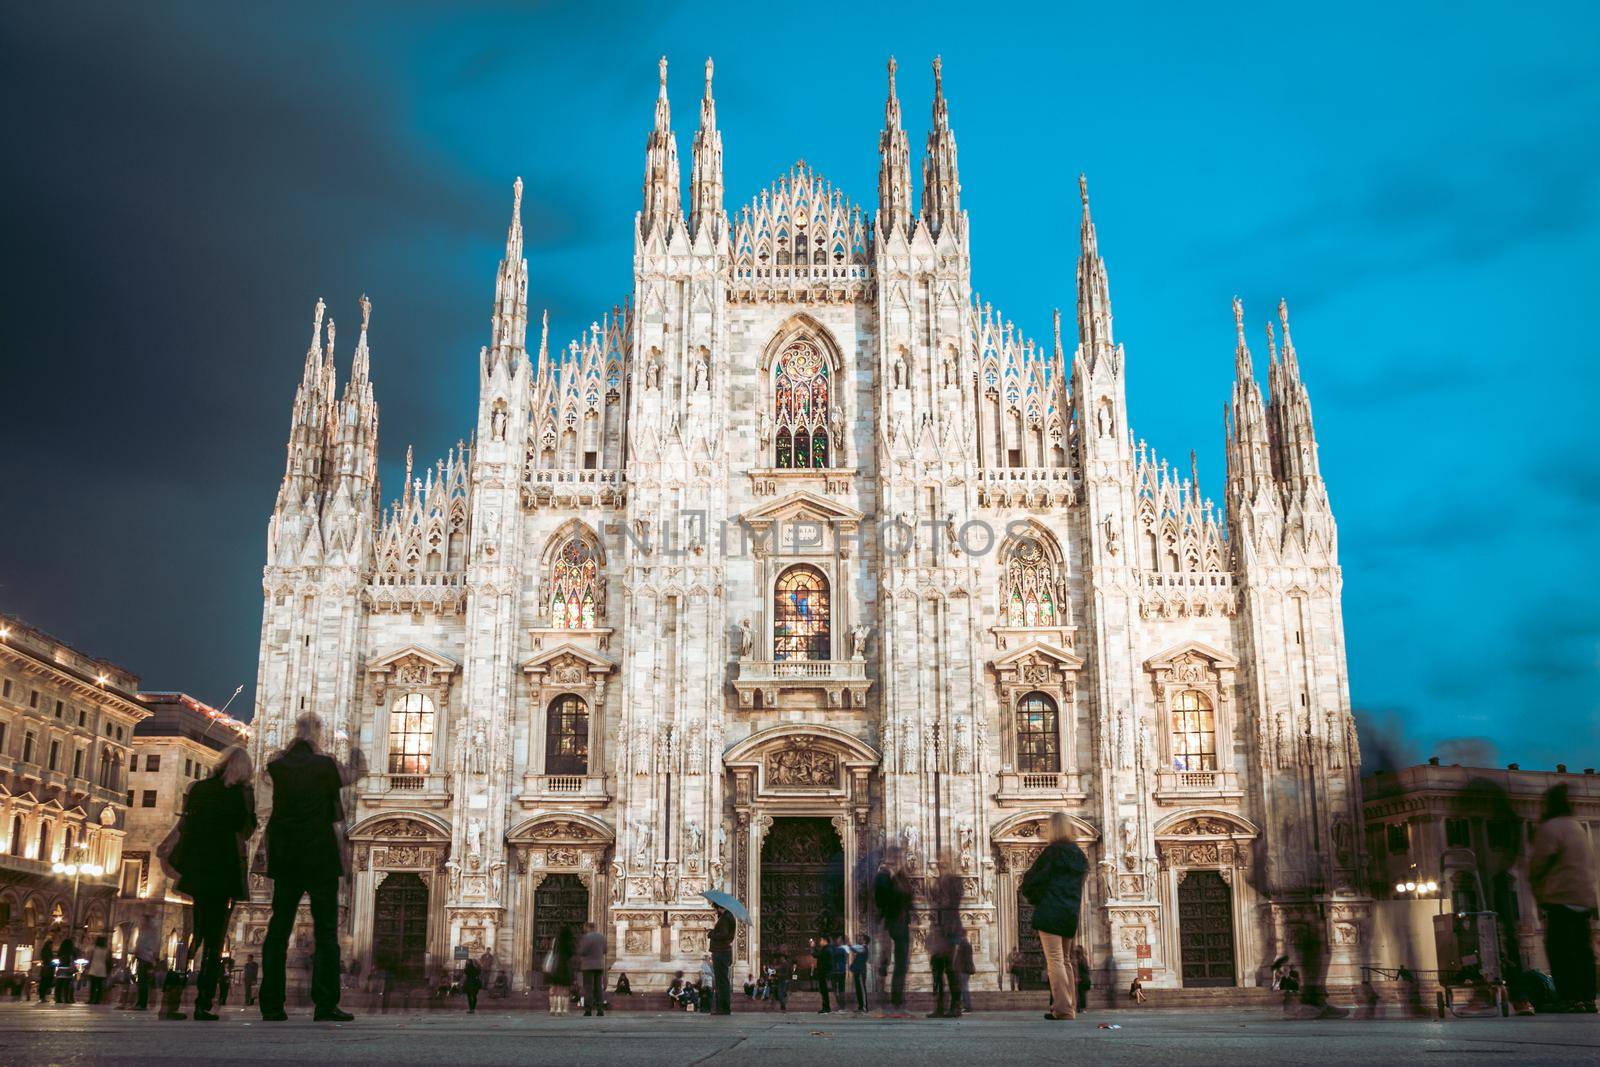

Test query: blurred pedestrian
[1020,813,1088,1021]
[132,917,160,1010]
[159,744,257,1022]
[831,935,849,1000]
[850,934,871,1013]
[1529,784,1598,1013]
[1006,947,1023,991]
[55,936,77,1003]
[37,939,56,1003]
[462,958,482,1014]
[577,922,606,1017]
[873,846,914,1013]
[709,904,736,1015]
[242,955,258,1006]
[546,925,575,1015]
[1073,943,1091,1012]
[955,929,976,1013]
[810,936,833,1014]
[86,937,111,1004]
[925,855,964,1019]
[218,959,232,1006]
[259,714,364,1022]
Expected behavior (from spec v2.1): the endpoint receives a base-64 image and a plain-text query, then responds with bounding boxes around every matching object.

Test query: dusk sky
[2,2,1595,769]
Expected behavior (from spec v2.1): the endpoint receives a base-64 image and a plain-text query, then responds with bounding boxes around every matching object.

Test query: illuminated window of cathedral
[773,339,830,469]
[773,565,830,661]
[1002,538,1058,627]
[549,536,599,629]
[388,693,435,775]
[1171,689,1217,771]
[1015,691,1061,773]
[545,695,589,776]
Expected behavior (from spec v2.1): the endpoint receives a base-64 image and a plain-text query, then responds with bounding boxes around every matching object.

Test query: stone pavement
[1,1002,1596,1066]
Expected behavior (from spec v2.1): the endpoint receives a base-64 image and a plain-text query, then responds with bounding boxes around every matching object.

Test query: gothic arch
[991,809,1100,844]
[996,521,1069,628]
[347,811,453,842]
[539,518,608,568]
[1153,809,1258,839]
[760,313,845,374]
[504,811,615,845]
[722,722,880,767]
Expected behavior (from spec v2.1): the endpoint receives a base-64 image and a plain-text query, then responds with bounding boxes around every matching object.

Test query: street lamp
[53,845,106,939]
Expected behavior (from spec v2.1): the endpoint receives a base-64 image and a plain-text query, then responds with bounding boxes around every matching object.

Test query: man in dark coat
[925,858,964,1018]
[872,846,914,1012]
[809,935,834,1014]
[259,713,364,1022]
[1020,813,1088,1020]
[708,904,737,1015]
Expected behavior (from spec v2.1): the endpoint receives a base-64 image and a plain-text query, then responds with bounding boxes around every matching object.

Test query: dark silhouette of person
[577,922,606,1016]
[259,713,364,1022]
[55,936,77,1003]
[925,855,964,1018]
[613,972,632,996]
[242,954,258,1006]
[709,905,736,1015]
[872,845,914,1012]
[37,939,55,1002]
[158,744,256,1021]
[462,958,482,1013]
[810,935,833,1014]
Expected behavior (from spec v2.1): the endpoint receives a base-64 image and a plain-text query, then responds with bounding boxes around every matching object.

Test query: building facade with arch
[241,57,1367,991]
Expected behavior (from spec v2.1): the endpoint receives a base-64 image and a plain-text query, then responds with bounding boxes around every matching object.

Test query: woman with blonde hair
[158,744,257,1020]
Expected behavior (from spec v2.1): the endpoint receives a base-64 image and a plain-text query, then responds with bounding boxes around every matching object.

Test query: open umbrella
[701,889,749,924]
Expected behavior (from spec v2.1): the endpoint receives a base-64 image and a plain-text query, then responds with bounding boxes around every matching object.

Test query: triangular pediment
[365,643,459,675]
[738,489,864,526]
[990,640,1084,672]
[521,641,615,675]
[1145,640,1239,671]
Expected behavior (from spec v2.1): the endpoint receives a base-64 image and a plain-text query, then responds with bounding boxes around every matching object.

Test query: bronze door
[372,872,429,981]
[759,818,844,974]
[1177,869,1236,987]
[533,873,590,965]
[1014,887,1047,990]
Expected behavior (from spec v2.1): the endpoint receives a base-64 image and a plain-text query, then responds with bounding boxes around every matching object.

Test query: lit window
[773,565,830,661]
[1015,692,1061,774]
[387,693,436,775]
[1170,690,1217,771]
[549,536,600,630]
[1001,538,1059,627]
[544,696,590,775]
[772,338,831,469]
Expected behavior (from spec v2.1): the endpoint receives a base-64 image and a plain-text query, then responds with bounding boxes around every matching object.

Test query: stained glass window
[549,536,599,629]
[388,693,435,775]
[1016,692,1061,773]
[1002,538,1059,627]
[1171,690,1217,771]
[545,695,590,775]
[774,565,830,661]
[773,339,830,469]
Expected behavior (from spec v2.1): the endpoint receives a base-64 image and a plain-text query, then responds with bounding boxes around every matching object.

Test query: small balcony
[517,774,610,808]
[733,659,871,710]
[995,770,1087,804]
[1153,767,1244,805]
[358,772,452,809]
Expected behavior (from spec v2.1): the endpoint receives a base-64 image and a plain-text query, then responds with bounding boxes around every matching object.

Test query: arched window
[387,693,436,775]
[1015,692,1061,774]
[549,535,600,629]
[773,338,831,469]
[1171,689,1217,771]
[1002,537,1059,627]
[544,695,590,776]
[774,565,830,661]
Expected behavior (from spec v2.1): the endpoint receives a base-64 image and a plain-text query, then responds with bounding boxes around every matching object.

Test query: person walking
[925,856,964,1019]
[54,936,77,1003]
[577,922,606,1017]
[697,954,715,1013]
[772,959,790,1012]
[1528,783,1599,1012]
[546,925,575,1015]
[37,939,56,1003]
[132,917,160,1010]
[1020,813,1089,1021]
[1006,947,1023,992]
[259,714,364,1023]
[1073,943,1091,1012]
[873,846,914,1013]
[462,958,482,1014]
[709,904,736,1015]
[159,744,257,1022]
[241,955,258,1006]
[218,960,233,1007]
[810,936,834,1014]
[954,929,976,1013]
[86,937,111,1004]
[850,934,871,1013]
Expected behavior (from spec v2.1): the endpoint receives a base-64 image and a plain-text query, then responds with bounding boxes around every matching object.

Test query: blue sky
[2,2,1595,768]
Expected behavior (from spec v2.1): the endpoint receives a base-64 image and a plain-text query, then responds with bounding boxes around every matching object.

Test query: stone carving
[1171,818,1237,836]
[469,724,488,775]
[547,848,580,867]
[372,819,432,839]
[610,862,625,904]
[685,820,704,857]
[738,618,754,657]
[766,740,838,788]
[957,823,975,873]
[633,825,653,869]
[1120,817,1138,870]
[527,820,597,841]
[849,623,871,659]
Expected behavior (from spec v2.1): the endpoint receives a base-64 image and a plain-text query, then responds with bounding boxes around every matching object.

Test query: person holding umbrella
[701,889,746,1017]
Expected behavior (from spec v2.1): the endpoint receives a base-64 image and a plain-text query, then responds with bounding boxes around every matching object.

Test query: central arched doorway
[532,873,589,968]
[759,817,844,974]
[1177,869,1236,987]
[372,872,430,981]
[1014,887,1047,989]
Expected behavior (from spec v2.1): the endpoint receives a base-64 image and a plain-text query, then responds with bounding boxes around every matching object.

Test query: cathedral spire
[689,57,724,241]
[920,55,961,238]
[348,293,372,390]
[640,55,682,241]
[1075,174,1114,362]
[877,56,913,238]
[489,177,529,366]
[1225,297,1275,501]
[1266,299,1324,495]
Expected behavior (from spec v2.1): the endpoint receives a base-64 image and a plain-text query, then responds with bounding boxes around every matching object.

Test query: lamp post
[53,843,106,941]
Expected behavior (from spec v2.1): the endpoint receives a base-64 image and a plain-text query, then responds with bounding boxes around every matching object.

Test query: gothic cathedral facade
[239,57,1369,990]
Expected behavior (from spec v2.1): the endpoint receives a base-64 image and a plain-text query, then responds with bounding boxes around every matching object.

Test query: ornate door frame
[346,812,453,977]
[724,724,878,978]
[504,812,613,991]
[1153,809,1258,988]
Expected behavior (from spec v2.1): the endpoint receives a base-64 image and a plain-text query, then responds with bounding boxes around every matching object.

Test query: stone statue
[829,405,844,448]
[489,861,505,900]
[758,411,771,447]
[849,623,871,659]
[633,825,653,869]
[468,817,485,863]
[610,862,625,904]
[685,820,704,856]
[691,350,709,391]
[893,351,907,389]
[469,725,488,775]
[445,858,462,898]
[491,406,507,441]
[738,618,755,658]
[1120,816,1138,870]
